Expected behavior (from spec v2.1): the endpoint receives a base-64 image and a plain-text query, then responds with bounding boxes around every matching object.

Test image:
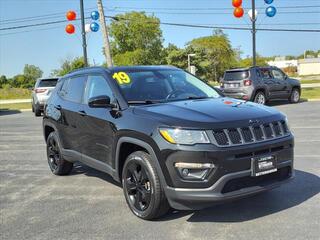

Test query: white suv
[32,78,58,116]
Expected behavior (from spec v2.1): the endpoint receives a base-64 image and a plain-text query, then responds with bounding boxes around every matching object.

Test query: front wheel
[289,88,300,103]
[46,132,73,175]
[122,151,169,220]
[253,91,266,105]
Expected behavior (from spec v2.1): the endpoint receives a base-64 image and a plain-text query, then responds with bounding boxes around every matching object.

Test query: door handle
[78,110,87,116]
[54,104,61,110]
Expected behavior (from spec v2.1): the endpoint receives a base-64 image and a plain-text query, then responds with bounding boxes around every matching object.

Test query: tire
[46,132,73,175]
[289,88,300,103]
[34,104,41,117]
[122,151,169,220]
[253,91,266,105]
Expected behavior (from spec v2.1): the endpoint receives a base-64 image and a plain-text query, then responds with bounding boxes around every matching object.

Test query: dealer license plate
[251,155,277,177]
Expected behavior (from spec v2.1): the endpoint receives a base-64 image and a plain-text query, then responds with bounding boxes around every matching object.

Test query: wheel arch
[114,137,167,189]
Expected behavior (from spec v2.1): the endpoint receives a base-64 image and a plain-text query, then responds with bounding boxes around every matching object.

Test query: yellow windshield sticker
[112,72,131,85]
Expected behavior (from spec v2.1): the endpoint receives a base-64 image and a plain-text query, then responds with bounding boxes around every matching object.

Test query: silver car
[31,78,58,116]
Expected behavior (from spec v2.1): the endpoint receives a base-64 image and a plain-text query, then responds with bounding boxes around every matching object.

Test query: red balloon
[66,11,76,21]
[234,7,244,18]
[65,24,75,34]
[232,0,242,8]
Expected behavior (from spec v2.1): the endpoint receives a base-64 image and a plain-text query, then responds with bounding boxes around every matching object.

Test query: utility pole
[97,0,113,67]
[80,0,88,67]
[251,0,257,66]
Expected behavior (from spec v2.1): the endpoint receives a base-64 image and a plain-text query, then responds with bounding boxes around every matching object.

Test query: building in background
[267,57,298,69]
[297,58,320,76]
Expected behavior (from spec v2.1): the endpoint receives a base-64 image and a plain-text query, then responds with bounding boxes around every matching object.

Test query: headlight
[159,128,210,145]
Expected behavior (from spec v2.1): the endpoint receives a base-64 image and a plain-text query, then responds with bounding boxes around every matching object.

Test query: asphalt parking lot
[1,101,320,240]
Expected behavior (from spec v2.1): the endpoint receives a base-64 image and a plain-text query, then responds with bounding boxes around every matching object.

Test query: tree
[51,57,85,76]
[186,30,238,81]
[238,55,270,68]
[22,64,43,88]
[0,75,8,88]
[109,12,164,65]
[165,44,188,69]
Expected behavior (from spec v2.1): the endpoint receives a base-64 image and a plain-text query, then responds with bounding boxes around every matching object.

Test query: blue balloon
[90,22,99,32]
[91,11,99,21]
[264,0,273,4]
[266,6,277,17]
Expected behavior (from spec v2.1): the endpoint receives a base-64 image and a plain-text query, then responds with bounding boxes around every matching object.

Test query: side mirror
[88,95,115,108]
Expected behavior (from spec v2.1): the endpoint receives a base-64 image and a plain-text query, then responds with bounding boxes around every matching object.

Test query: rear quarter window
[224,71,249,81]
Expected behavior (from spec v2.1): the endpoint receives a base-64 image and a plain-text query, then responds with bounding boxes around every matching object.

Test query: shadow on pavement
[160,170,320,222]
[0,109,21,116]
[267,99,307,107]
[70,163,122,187]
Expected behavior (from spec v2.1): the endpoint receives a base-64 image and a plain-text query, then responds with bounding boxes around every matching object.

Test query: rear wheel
[122,151,169,220]
[289,88,300,103]
[46,132,73,175]
[34,104,41,116]
[253,91,266,105]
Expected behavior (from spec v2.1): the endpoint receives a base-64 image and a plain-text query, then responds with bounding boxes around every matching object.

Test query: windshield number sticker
[112,72,131,85]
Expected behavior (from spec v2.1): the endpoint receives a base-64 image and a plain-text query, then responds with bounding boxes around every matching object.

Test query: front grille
[212,130,229,145]
[212,121,290,147]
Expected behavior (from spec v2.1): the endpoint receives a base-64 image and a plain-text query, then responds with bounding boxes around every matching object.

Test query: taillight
[35,88,47,93]
[243,80,252,86]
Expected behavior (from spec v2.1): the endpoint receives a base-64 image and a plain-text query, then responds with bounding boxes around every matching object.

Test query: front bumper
[160,135,294,210]
[166,162,293,210]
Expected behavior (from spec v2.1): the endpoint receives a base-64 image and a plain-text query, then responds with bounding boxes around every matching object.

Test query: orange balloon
[66,11,76,21]
[234,7,244,18]
[65,24,75,34]
[232,0,242,8]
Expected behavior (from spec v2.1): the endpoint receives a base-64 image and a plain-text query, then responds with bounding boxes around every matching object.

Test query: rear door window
[224,71,249,81]
[59,76,87,103]
[259,69,273,79]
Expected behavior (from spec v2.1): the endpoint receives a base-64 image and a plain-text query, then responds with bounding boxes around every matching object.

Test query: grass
[301,87,320,99]
[0,88,32,100]
[300,79,320,84]
[0,102,32,110]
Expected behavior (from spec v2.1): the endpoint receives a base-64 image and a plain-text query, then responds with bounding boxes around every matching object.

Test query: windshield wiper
[186,96,209,100]
[127,100,163,105]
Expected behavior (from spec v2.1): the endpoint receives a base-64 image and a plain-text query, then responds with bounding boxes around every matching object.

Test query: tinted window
[60,76,86,103]
[38,79,58,87]
[272,69,285,80]
[224,71,249,81]
[110,69,220,102]
[84,75,113,104]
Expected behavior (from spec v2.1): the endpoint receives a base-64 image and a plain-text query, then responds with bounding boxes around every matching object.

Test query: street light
[188,54,196,73]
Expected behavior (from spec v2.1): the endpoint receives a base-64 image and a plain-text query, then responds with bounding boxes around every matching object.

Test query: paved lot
[1,101,320,240]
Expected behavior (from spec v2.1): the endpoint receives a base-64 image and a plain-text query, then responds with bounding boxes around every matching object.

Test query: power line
[113,5,320,11]
[1,15,319,33]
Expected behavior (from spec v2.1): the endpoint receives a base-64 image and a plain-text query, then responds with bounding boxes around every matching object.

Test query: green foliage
[109,12,164,65]
[23,64,43,87]
[237,55,270,68]
[51,57,85,76]
[0,75,8,88]
[185,30,238,81]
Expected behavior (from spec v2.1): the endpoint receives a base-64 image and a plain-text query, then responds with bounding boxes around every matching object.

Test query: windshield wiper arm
[186,96,209,100]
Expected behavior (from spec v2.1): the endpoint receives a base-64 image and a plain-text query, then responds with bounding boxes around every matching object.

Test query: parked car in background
[32,77,58,116]
[220,66,301,104]
[43,66,294,220]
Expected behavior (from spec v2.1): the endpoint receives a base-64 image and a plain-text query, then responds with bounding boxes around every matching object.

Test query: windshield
[224,71,249,81]
[110,68,221,103]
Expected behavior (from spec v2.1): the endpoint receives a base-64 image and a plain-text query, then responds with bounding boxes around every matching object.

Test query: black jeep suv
[43,66,294,219]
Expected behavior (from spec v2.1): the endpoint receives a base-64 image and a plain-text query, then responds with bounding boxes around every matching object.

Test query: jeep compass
[43,66,294,219]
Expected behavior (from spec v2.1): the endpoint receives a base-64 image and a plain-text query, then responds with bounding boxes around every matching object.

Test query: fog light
[181,168,189,177]
[174,162,215,180]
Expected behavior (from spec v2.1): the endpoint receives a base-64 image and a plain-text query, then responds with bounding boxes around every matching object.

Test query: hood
[133,98,284,128]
